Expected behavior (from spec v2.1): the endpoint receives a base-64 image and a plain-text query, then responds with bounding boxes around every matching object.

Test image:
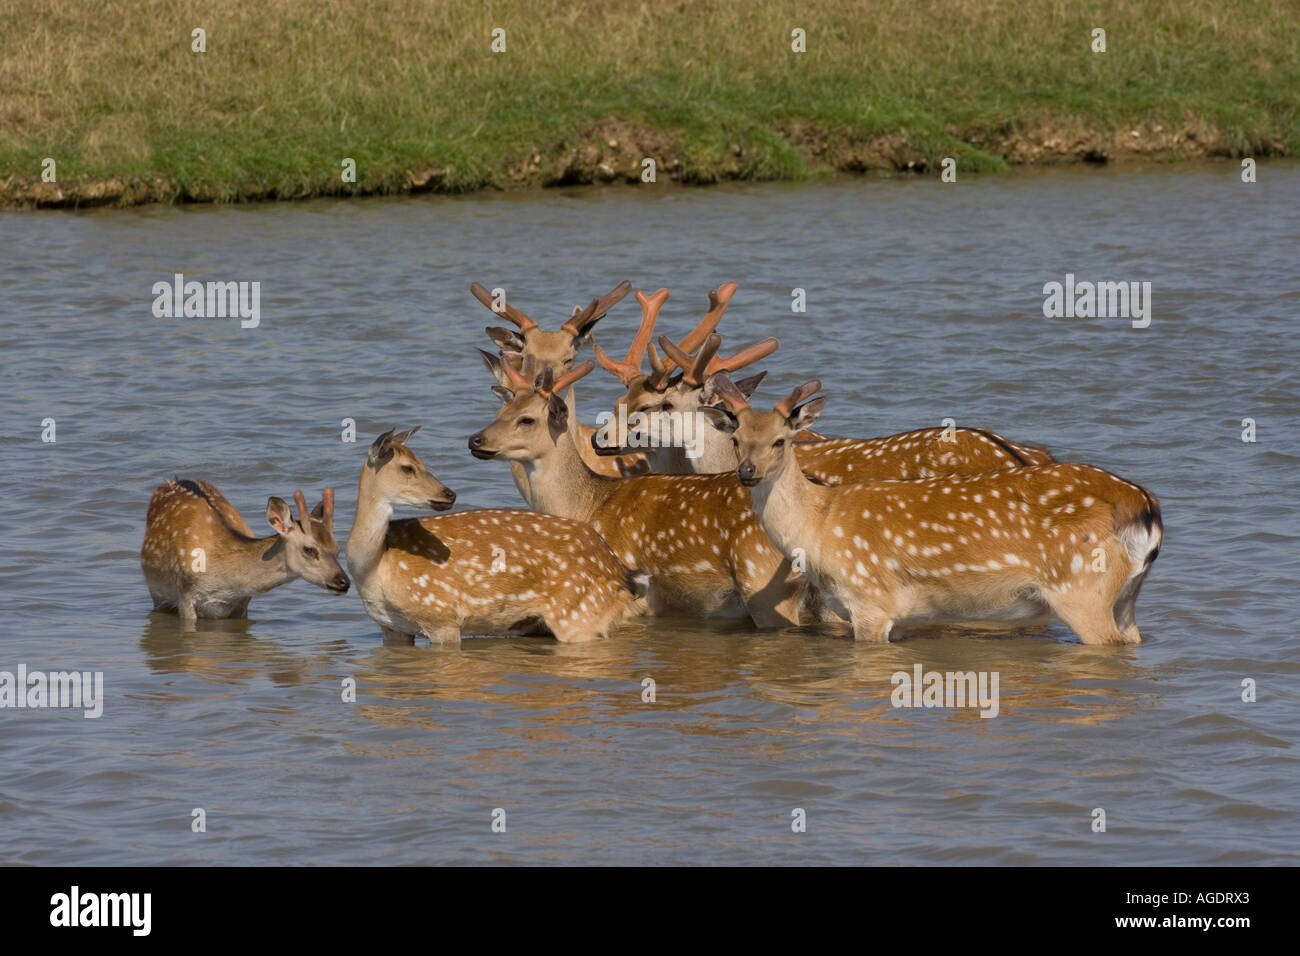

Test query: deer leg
[547,617,601,643]
[850,605,894,643]
[740,554,802,628]
[177,593,198,624]
[422,624,462,645]
[380,624,417,645]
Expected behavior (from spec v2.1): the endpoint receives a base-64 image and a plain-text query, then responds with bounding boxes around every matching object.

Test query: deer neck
[522,418,608,522]
[508,387,578,503]
[690,427,740,474]
[346,466,393,583]
[508,461,531,503]
[749,447,830,557]
[225,534,293,596]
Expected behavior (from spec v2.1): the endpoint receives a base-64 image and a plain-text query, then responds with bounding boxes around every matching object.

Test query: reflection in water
[340,616,1151,745]
[139,613,341,688]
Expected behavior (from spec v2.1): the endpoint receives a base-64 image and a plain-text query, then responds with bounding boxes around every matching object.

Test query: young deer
[468,358,805,626]
[471,279,646,480]
[701,376,1163,645]
[141,480,349,621]
[347,427,646,644]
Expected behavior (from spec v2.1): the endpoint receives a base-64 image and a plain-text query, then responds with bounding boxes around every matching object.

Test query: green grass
[1,0,1296,205]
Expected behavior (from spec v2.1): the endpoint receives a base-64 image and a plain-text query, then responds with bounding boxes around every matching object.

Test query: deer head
[472,280,632,377]
[265,488,350,593]
[363,427,458,511]
[469,359,596,462]
[699,375,826,486]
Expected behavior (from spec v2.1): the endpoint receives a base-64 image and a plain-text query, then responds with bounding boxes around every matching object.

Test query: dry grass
[1,0,1296,204]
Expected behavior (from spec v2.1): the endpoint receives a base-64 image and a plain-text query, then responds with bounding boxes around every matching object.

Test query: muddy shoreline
[2,117,1287,210]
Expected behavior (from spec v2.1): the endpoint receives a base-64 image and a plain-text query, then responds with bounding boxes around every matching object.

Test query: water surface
[1,164,1297,864]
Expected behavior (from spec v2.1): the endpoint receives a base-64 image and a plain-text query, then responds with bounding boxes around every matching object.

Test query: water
[2,165,1297,865]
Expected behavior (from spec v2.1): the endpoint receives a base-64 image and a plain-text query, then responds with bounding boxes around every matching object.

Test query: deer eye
[518,417,535,427]
[400,465,415,475]
[773,438,785,448]
[303,546,319,560]
[662,400,674,411]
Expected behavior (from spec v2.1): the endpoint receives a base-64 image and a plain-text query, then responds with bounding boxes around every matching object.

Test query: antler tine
[676,281,739,355]
[322,487,334,519]
[520,353,539,388]
[656,334,696,380]
[562,279,634,336]
[626,289,669,366]
[688,333,723,386]
[593,344,642,387]
[644,342,673,389]
[774,379,823,418]
[548,359,596,395]
[708,371,753,414]
[705,337,779,377]
[470,281,538,332]
[497,350,532,390]
[590,287,665,386]
[293,490,310,526]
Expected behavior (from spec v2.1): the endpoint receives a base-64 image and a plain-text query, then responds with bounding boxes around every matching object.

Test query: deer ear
[789,398,826,432]
[267,497,294,534]
[479,348,508,387]
[570,311,605,342]
[486,326,525,352]
[733,370,767,398]
[310,500,325,521]
[368,430,394,465]
[392,425,421,445]
[547,392,569,432]
[491,385,514,404]
[698,406,737,434]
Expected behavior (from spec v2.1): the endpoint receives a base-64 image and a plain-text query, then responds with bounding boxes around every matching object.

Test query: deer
[673,334,1054,478]
[470,279,646,483]
[140,479,349,622]
[597,321,1053,479]
[700,374,1163,645]
[591,284,779,473]
[346,427,647,644]
[467,357,807,626]
[589,281,1051,479]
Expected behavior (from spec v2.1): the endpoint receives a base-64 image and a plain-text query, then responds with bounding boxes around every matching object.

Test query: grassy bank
[1,0,1297,207]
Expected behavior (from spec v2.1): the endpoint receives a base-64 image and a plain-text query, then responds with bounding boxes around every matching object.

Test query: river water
[1,164,1297,864]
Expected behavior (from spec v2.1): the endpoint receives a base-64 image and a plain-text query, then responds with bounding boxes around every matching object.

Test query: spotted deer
[590,280,1050,478]
[648,333,1056,478]
[141,479,349,621]
[347,427,646,644]
[592,285,778,473]
[471,280,646,482]
[468,358,805,626]
[701,376,1162,645]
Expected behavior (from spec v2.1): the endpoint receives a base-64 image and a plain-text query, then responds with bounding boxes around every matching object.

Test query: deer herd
[141,280,1162,647]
